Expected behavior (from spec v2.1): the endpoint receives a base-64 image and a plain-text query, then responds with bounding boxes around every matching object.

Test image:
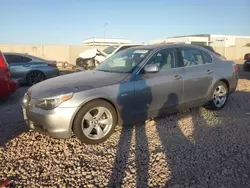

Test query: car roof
[3,52,27,55]
[105,44,144,48]
[119,43,144,46]
[127,43,214,52]
[3,52,38,59]
[3,52,51,61]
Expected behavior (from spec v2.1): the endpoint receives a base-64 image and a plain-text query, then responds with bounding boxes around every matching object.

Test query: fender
[69,95,123,130]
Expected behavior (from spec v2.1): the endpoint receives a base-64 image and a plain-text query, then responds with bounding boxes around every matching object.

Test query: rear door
[4,54,32,81]
[177,47,214,105]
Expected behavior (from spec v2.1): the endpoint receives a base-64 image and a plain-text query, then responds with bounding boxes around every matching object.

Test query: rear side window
[179,48,204,66]
[202,51,212,64]
[4,55,32,63]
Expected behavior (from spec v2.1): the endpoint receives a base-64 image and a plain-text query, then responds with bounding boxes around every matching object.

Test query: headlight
[35,93,73,110]
[22,88,32,107]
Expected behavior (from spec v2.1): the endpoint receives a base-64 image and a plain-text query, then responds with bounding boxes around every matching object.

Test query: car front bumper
[22,104,78,139]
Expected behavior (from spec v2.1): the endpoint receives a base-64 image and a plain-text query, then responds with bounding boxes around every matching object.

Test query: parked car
[243,53,250,71]
[0,51,19,99]
[195,44,227,60]
[75,44,144,70]
[21,44,239,144]
[4,53,59,86]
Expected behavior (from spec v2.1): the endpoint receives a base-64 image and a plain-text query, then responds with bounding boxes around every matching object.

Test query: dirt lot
[0,71,250,187]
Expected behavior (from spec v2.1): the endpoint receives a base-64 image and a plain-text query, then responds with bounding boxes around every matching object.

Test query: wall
[235,38,250,47]
[210,36,228,47]
[0,45,106,65]
[1,44,249,63]
[213,46,250,61]
[210,35,250,47]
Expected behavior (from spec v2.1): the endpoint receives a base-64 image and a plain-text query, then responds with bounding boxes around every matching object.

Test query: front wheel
[73,99,118,144]
[205,81,228,110]
[26,71,46,86]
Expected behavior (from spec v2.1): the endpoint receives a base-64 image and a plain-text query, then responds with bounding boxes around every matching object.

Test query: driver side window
[146,48,176,71]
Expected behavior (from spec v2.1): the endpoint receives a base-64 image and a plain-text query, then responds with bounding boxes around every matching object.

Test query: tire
[205,81,229,111]
[73,99,118,144]
[26,70,46,86]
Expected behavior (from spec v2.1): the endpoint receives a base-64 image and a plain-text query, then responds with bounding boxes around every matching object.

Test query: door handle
[173,74,182,80]
[207,69,213,74]
[23,65,31,67]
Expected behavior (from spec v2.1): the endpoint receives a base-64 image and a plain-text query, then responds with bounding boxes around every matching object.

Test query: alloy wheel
[81,107,113,140]
[213,85,227,108]
[28,71,45,85]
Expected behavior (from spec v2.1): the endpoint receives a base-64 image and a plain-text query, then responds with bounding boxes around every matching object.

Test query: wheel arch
[219,78,229,91]
[25,69,46,79]
[70,97,122,131]
[205,78,230,102]
[25,69,47,84]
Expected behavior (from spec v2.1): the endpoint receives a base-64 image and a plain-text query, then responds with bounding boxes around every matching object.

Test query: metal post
[103,23,108,45]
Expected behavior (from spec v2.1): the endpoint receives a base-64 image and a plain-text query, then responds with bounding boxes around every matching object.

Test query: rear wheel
[205,81,228,110]
[73,99,118,144]
[26,71,46,86]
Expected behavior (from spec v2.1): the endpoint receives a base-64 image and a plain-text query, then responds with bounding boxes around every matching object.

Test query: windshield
[102,45,119,55]
[95,48,151,73]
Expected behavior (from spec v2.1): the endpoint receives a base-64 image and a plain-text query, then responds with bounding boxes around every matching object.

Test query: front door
[133,47,184,121]
[177,47,214,105]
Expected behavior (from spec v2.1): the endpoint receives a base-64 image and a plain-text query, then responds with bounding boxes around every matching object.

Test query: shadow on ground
[0,69,72,147]
[108,90,250,187]
[0,87,29,147]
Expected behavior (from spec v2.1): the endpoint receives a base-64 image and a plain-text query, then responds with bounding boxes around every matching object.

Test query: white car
[76,44,144,70]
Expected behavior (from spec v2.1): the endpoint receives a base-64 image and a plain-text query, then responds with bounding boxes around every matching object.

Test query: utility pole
[103,23,108,45]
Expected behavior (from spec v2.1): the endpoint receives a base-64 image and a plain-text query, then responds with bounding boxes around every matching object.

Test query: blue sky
[1,0,250,45]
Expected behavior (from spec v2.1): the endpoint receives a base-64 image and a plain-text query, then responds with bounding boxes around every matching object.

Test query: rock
[86,175,92,179]
[170,184,180,188]
[243,174,248,178]
[2,79,250,187]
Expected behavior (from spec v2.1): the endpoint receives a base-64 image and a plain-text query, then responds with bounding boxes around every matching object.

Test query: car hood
[79,49,107,59]
[29,70,128,99]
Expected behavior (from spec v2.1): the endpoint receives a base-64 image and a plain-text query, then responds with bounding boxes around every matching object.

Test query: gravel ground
[1,75,250,187]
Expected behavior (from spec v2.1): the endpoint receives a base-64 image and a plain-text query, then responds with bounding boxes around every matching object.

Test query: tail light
[47,63,57,67]
[233,64,238,72]
[0,52,8,69]
[0,52,11,81]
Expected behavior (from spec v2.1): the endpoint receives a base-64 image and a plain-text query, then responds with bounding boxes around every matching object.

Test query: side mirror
[144,64,159,73]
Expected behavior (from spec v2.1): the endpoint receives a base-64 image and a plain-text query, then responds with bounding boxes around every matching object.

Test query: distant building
[151,34,250,47]
[83,38,131,46]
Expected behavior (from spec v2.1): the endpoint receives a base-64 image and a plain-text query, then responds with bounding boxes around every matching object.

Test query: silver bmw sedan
[21,44,239,144]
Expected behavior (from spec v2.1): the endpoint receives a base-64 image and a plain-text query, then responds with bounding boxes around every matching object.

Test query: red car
[0,51,19,99]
